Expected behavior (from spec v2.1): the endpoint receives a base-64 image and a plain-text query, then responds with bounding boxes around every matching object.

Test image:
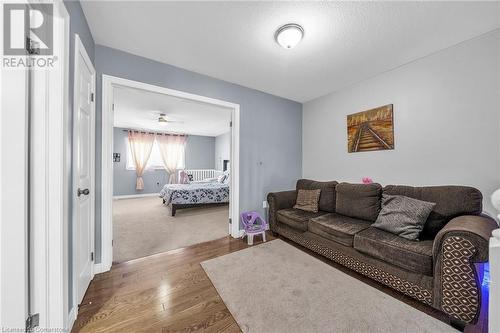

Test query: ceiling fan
[158,113,183,125]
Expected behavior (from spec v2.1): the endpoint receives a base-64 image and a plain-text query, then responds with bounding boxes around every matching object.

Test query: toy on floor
[240,211,268,245]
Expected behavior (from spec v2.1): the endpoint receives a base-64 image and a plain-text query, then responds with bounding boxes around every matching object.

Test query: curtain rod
[121,129,187,136]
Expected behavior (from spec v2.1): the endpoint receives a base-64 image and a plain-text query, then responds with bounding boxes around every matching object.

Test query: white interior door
[73,34,95,306]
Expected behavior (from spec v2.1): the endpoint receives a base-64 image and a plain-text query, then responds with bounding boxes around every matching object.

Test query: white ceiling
[82,1,500,102]
[113,86,231,136]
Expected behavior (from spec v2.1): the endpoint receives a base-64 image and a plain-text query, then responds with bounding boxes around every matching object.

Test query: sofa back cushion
[296,179,338,212]
[383,185,483,239]
[335,183,382,221]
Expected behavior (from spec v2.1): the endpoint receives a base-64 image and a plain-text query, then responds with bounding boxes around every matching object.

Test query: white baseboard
[113,193,160,200]
[67,306,77,332]
[234,229,245,238]
[94,262,111,274]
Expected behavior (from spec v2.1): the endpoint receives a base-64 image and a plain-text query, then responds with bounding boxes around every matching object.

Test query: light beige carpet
[202,239,457,333]
[113,196,229,263]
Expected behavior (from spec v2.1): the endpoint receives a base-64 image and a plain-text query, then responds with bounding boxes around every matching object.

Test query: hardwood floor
[72,236,254,332]
[72,233,487,333]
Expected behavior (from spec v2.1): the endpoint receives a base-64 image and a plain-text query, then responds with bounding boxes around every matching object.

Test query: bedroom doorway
[100,76,240,268]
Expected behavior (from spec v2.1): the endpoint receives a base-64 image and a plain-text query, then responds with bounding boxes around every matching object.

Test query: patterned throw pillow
[372,194,436,240]
[217,174,227,183]
[222,172,230,184]
[294,189,322,213]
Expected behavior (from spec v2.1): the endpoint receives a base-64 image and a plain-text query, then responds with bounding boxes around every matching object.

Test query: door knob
[77,188,90,197]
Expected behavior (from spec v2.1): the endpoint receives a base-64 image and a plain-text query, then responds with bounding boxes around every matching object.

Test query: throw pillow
[217,174,227,183]
[296,179,338,212]
[178,170,189,184]
[372,194,436,240]
[294,189,321,213]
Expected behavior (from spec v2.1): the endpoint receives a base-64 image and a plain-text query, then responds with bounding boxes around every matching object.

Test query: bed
[159,180,229,216]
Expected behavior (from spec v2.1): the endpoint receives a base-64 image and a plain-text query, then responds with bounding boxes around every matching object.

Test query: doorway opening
[100,76,240,268]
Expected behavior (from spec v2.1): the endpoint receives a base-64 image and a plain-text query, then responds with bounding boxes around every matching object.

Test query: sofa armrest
[267,190,297,231]
[432,214,498,324]
[433,215,497,263]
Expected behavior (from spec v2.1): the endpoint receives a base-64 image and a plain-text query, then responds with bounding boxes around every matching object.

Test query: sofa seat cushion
[276,208,326,232]
[309,213,371,247]
[354,227,434,276]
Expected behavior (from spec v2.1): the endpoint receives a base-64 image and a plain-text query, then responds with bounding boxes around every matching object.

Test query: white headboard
[178,169,222,182]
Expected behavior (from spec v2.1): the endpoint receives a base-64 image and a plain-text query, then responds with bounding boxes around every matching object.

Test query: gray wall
[215,132,231,171]
[63,0,95,313]
[303,30,500,216]
[113,128,215,196]
[95,45,303,262]
[185,135,216,170]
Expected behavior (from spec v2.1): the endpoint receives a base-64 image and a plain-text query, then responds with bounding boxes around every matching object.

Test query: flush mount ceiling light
[275,23,304,49]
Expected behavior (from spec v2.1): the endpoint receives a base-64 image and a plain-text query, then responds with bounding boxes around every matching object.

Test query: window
[126,138,185,170]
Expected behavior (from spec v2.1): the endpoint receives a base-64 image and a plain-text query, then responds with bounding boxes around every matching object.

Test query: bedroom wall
[185,135,216,170]
[63,0,95,313]
[303,30,500,215]
[94,45,302,263]
[215,131,231,171]
[113,128,216,196]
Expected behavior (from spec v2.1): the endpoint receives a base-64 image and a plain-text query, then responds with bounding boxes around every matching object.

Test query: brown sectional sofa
[267,179,498,327]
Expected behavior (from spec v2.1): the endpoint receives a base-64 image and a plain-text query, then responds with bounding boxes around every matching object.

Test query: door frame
[100,75,241,272]
[30,1,71,330]
[0,0,70,330]
[71,34,96,312]
[0,2,30,328]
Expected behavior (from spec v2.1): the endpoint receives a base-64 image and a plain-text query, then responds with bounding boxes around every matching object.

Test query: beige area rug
[113,196,229,263]
[201,239,457,333]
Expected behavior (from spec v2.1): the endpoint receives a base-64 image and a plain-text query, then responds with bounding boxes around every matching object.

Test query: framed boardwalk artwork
[347,104,394,153]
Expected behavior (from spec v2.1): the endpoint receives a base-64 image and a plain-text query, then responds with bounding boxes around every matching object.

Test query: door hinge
[112,103,115,111]
[229,218,232,224]
[91,252,94,261]
[26,313,39,330]
[90,92,94,102]
[229,121,232,128]
[112,240,114,247]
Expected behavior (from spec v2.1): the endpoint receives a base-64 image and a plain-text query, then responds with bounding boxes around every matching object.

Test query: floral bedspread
[159,181,229,205]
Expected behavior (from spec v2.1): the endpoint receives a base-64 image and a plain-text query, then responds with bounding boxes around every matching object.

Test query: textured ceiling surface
[82,1,500,102]
[113,86,231,136]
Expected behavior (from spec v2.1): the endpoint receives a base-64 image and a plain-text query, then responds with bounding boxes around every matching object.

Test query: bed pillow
[293,189,321,213]
[372,194,436,240]
[217,174,227,183]
[178,170,189,184]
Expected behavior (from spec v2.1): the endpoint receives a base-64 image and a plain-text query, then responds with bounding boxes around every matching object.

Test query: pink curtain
[128,131,155,190]
[156,134,187,183]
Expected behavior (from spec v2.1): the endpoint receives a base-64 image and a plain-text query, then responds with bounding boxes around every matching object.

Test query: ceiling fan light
[158,113,168,125]
[275,23,304,49]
